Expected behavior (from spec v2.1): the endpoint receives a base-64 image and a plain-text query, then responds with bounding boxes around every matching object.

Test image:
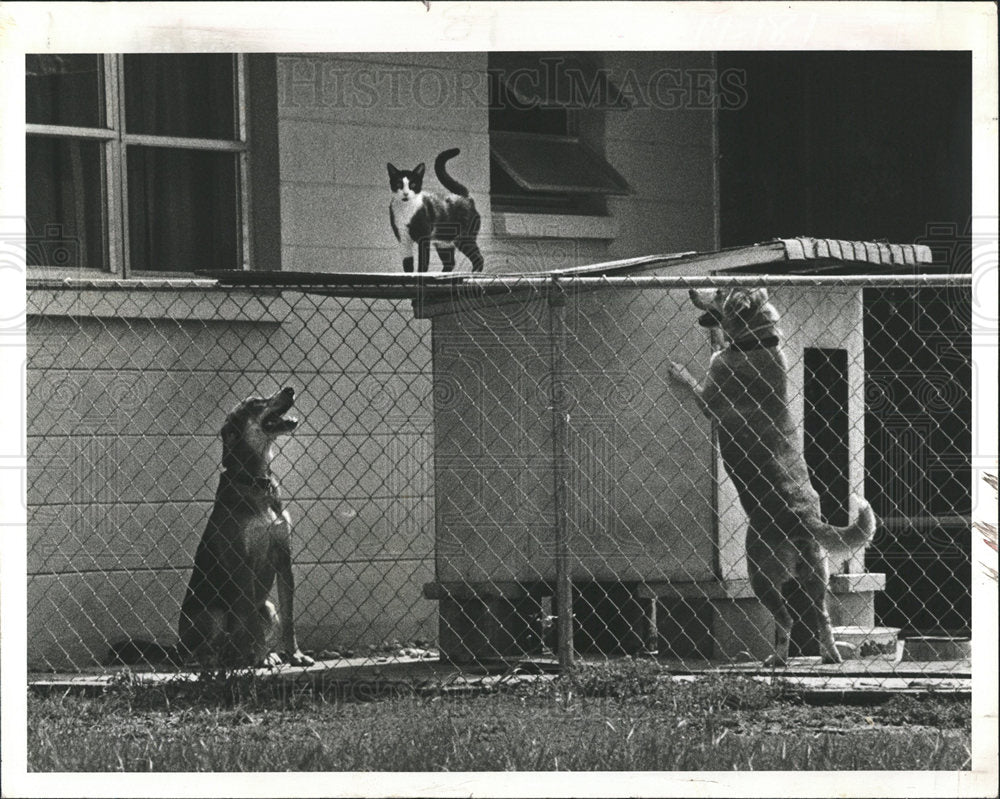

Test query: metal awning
[490,131,631,196]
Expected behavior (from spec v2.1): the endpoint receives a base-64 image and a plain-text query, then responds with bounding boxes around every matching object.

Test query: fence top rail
[474,273,973,289]
[28,277,224,292]
[26,272,973,296]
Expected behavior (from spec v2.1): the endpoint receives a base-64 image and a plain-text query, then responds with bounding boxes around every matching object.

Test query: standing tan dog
[177,387,314,669]
[668,288,876,665]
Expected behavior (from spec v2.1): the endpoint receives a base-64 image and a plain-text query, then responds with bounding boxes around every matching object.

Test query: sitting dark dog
[668,288,877,666]
[109,388,314,669]
[177,387,314,668]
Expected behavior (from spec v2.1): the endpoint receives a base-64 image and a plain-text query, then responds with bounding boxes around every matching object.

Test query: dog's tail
[812,498,878,553]
[107,638,187,667]
[434,148,469,197]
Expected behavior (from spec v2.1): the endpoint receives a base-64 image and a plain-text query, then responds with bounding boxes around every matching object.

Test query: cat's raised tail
[434,148,470,197]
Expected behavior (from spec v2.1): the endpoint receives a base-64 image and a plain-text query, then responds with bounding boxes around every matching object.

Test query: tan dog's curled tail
[812,498,877,553]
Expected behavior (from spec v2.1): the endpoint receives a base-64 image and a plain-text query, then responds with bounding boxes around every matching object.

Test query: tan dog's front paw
[667,362,696,387]
[822,641,855,664]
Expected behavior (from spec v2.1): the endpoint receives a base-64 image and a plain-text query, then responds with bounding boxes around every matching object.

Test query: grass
[27,661,972,772]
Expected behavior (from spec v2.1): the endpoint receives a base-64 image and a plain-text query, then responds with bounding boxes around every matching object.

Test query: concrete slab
[28,653,970,699]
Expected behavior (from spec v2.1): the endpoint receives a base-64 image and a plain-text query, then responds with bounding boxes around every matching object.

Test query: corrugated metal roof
[548,237,935,277]
[781,237,933,267]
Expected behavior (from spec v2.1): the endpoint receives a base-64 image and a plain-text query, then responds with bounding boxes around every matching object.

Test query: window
[488,53,631,215]
[26,54,277,275]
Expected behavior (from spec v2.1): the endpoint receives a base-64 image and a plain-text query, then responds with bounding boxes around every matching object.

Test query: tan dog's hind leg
[795,547,843,664]
[751,575,793,667]
[748,541,790,666]
[748,531,794,667]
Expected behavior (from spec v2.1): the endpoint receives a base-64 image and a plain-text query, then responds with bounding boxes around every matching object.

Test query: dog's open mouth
[261,388,299,434]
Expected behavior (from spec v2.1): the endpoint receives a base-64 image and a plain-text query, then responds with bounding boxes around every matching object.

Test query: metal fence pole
[548,278,574,670]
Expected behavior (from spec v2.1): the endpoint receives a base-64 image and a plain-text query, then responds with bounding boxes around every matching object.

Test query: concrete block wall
[604,51,719,258]
[25,291,437,669]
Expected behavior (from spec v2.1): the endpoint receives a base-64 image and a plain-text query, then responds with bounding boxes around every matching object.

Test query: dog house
[417,238,933,663]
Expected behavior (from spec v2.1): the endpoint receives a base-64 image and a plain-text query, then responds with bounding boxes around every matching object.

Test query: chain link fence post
[548,276,574,671]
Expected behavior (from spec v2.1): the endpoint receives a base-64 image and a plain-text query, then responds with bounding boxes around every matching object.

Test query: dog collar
[224,470,277,493]
[729,334,780,352]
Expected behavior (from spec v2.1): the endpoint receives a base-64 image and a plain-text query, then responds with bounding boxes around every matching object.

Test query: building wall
[603,52,719,258]
[277,52,492,274]
[562,287,716,582]
[490,52,719,272]
[275,51,720,272]
[26,52,719,669]
[428,286,718,585]
[25,289,438,669]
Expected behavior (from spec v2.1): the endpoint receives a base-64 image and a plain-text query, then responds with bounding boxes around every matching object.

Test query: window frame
[25,53,255,277]
[487,52,631,217]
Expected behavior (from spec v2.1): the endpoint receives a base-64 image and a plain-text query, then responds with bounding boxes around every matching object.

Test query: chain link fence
[25,271,972,683]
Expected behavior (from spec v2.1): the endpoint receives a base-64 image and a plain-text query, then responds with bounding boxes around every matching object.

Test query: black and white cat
[387,148,484,273]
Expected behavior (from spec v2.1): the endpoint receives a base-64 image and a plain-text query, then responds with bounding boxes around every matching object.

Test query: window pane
[26,137,107,270]
[124,54,237,139]
[26,55,105,128]
[490,80,569,135]
[489,52,628,126]
[127,147,239,272]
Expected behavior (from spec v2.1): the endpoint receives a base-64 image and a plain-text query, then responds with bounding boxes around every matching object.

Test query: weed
[28,669,971,772]
[27,661,971,772]
[878,693,972,730]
